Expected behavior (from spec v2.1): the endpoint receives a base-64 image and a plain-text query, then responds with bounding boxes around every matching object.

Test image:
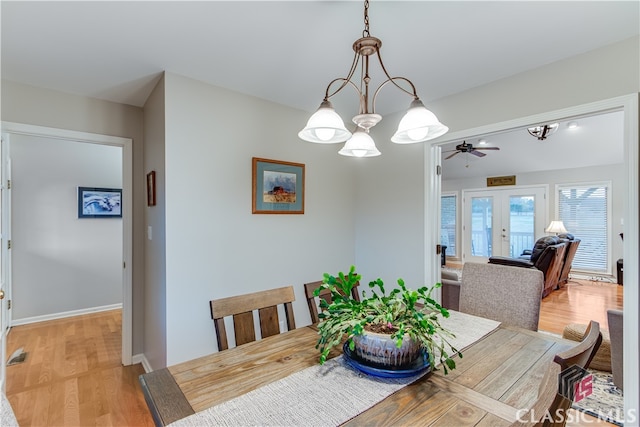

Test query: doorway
[427,94,639,418]
[463,186,547,263]
[0,122,133,375]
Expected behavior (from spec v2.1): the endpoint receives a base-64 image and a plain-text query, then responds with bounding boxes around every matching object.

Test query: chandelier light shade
[545,220,568,235]
[338,128,381,157]
[298,100,352,143]
[298,0,448,157]
[391,99,450,144]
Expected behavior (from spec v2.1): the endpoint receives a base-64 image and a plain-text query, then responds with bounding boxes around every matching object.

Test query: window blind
[558,184,609,273]
[441,195,457,257]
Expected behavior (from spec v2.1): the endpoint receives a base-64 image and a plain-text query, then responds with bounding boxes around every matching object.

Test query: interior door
[463,186,546,263]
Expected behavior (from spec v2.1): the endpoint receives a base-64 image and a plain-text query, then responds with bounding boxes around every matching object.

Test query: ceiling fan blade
[474,147,500,150]
[445,151,461,160]
[470,150,486,157]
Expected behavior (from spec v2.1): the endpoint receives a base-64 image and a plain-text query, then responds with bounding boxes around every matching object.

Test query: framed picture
[78,187,122,218]
[147,171,156,207]
[252,157,305,214]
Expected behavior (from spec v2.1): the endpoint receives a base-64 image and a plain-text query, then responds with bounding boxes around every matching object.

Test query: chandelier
[298,0,448,157]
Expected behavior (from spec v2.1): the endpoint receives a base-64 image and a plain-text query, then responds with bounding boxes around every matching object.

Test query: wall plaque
[487,175,516,187]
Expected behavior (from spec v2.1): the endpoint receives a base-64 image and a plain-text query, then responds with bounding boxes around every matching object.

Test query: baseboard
[11,303,123,326]
[134,353,153,373]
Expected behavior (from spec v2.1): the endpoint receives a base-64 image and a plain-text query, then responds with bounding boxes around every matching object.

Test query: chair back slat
[258,306,280,338]
[233,311,256,347]
[210,285,296,351]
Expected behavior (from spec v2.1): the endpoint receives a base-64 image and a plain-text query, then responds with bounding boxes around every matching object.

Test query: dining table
[139,311,575,427]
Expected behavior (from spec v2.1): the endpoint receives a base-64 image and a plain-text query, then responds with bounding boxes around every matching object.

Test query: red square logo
[574,374,593,402]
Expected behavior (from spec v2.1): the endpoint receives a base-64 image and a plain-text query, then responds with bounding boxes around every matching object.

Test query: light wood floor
[539,278,623,335]
[5,310,154,427]
[5,278,623,426]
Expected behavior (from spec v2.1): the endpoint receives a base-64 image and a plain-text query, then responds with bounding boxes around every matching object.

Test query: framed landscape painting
[252,157,305,214]
[78,187,122,218]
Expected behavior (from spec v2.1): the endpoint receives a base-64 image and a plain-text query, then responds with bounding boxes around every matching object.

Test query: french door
[463,186,547,263]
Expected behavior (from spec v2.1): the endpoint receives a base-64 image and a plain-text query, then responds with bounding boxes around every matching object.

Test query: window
[557,182,611,274]
[441,194,457,258]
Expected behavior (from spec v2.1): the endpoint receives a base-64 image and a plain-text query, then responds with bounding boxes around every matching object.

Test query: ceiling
[439,110,625,180]
[1,1,637,177]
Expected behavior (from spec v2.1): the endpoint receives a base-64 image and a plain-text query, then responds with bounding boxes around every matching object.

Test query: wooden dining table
[139,322,574,426]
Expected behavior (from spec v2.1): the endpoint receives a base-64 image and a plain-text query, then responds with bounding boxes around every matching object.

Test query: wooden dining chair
[210,285,296,351]
[459,262,544,331]
[511,320,602,426]
[304,280,360,324]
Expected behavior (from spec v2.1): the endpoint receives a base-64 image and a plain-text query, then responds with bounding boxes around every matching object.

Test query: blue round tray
[342,342,431,378]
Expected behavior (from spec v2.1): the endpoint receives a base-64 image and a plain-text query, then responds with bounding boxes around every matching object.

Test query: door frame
[425,94,639,420]
[0,122,133,366]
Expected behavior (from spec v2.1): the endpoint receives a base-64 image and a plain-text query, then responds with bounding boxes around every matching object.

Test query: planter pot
[351,331,421,368]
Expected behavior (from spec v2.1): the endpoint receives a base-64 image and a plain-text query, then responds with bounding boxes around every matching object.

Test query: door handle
[0,289,4,300]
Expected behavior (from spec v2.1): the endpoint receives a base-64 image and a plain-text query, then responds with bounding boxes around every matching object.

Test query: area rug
[572,369,624,426]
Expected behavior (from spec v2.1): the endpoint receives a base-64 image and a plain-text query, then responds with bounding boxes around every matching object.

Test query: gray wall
[1,80,146,355]
[149,73,357,366]
[143,75,167,370]
[10,134,122,320]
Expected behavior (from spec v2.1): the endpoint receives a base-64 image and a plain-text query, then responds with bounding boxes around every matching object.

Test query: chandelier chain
[363,0,370,37]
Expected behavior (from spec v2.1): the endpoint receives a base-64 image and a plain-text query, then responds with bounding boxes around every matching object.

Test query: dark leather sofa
[557,234,581,285]
[488,235,567,297]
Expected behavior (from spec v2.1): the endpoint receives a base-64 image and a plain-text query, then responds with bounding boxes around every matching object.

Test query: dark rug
[572,369,624,426]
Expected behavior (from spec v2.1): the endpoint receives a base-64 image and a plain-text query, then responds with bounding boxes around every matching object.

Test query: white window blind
[441,194,457,257]
[557,183,609,273]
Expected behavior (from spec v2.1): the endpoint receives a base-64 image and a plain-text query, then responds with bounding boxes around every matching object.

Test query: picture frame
[147,171,156,207]
[78,187,122,218]
[252,157,305,214]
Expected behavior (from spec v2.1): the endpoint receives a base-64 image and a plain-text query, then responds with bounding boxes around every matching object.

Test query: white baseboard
[11,303,123,326]
[134,353,153,373]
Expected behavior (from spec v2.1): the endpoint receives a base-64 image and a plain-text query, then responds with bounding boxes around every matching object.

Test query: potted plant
[314,265,461,374]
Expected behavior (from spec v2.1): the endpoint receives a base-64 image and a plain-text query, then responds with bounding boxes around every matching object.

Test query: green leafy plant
[314,265,462,374]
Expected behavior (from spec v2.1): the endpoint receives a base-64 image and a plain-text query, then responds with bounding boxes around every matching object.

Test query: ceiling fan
[444,141,500,160]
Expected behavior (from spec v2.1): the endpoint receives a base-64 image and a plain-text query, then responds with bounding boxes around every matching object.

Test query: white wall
[443,163,626,268]
[159,73,357,366]
[10,134,122,320]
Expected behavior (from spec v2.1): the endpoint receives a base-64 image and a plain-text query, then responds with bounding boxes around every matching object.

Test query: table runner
[169,310,500,427]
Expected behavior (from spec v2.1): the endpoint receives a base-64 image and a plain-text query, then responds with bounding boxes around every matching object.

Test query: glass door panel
[464,187,546,263]
[470,197,493,258]
[507,195,536,257]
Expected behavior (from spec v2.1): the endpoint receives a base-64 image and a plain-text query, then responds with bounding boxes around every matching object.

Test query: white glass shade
[545,220,568,234]
[338,129,381,157]
[391,99,449,144]
[298,100,352,143]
